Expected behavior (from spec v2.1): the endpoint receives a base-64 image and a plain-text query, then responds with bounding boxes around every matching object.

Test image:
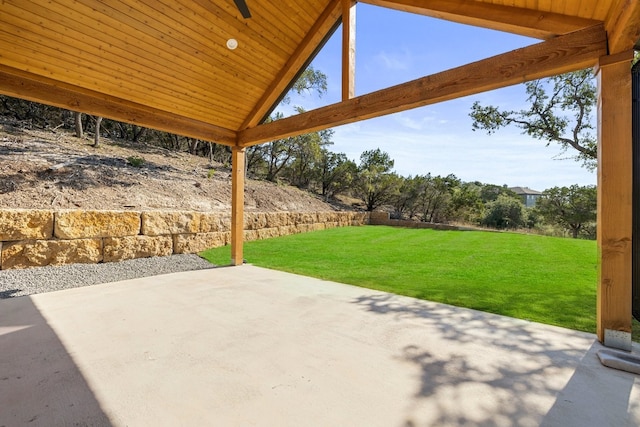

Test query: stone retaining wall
[369,211,475,231]
[0,210,369,270]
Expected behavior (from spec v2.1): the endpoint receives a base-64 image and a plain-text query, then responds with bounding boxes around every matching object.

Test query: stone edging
[0,210,369,270]
[369,211,475,231]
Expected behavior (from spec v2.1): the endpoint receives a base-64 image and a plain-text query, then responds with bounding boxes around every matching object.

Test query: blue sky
[280,4,597,191]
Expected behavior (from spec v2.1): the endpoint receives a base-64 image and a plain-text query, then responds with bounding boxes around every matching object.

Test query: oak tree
[470,69,597,170]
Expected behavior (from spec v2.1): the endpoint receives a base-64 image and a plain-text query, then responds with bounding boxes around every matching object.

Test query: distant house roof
[509,187,543,195]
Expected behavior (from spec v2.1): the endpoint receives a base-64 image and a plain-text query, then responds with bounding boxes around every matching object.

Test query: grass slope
[201,226,631,337]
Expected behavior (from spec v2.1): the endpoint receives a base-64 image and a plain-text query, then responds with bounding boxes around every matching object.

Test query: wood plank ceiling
[0,0,638,146]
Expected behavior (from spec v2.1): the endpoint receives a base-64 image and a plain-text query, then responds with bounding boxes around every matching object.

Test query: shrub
[127,156,145,168]
[481,194,526,229]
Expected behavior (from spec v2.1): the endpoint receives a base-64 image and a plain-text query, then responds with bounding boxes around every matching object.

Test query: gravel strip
[0,254,215,299]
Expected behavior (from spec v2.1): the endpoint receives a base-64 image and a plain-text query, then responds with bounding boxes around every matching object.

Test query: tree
[315,150,357,201]
[264,137,294,182]
[283,66,328,104]
[93,116,103,147]
[286,123,333,189]
[391,175,422,219]
[478,183,518,204]
[481,194,526,229]
[0,95,68,129]
[355,149,399,211]
[246,144,268,177]
[450,181,483,223]
[251,66,330,183]
[535,185,596,238]
[416,174,459,223]
[470,69,597,170]
[74,112,83,138]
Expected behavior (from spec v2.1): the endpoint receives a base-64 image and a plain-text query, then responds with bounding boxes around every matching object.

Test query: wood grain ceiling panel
[484,0,613,20]
[0,4,252,127]
[0,4,259,105]
[0,0,332,131]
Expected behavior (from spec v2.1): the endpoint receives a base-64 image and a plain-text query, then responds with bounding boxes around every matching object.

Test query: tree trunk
[189,139,199,155]
[571,224,582,239]
[133,126,146,142]
[74,112,83,138]
[93,116,103,147]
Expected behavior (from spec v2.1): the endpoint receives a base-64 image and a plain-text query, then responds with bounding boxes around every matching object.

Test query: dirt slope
[0,117,343,212]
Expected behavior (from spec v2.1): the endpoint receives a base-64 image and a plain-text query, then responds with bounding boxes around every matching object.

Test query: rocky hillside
[0,116,346,212]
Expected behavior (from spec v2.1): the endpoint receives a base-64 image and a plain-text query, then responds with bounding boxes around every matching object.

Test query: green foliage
[416,174,459,223]
[200,226,598,333]
[481,194,526,229]
[470,69,597,170]
[358,148,394,173]
[207,169,216,179]
[535,185,596,239]
[391,175,422,219]
[450,182,483,223]
[316,150,357,200]
[126,156,145,168]
[282,66,328,103]
[354,149,399,211]
[478,184,518,203]
[285,125,334,189]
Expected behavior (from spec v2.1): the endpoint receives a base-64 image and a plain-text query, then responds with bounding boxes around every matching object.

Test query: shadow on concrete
[352,292,639,426]
[540,342,638,426]
[0,296,113,426]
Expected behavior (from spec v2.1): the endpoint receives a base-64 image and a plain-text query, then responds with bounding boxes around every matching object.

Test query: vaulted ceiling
[1,0,639,147]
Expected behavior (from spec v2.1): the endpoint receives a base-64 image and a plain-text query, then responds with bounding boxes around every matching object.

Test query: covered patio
[1,0,638,348]
[1,265,639,426]
[1,1,640,423]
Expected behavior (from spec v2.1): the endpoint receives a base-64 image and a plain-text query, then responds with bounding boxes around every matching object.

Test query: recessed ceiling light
[226,38,238,50]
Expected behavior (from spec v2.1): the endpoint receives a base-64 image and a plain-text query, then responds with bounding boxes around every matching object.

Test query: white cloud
[392,112,436,131]
[373,49,411,70]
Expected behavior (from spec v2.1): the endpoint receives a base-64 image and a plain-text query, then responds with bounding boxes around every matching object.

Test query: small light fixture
[226,38,238,50]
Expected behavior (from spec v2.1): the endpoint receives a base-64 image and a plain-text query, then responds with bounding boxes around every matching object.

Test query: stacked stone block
[0,209,369,270]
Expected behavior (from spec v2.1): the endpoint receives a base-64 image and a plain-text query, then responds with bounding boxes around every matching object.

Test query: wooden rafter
[238,24,607,147]
[342,0,356,101]
[361,0,601,39]
[0,65,237,145]
[605,0,640,54]
[239,0,343,130]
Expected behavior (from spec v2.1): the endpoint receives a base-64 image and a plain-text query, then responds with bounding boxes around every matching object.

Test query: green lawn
[201,225,639,340]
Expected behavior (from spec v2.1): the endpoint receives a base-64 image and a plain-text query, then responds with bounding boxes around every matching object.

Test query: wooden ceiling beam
[361,0,601,39]
[342,0,357,101]
[605,0,640,53]
[238,24,607,147]
[0,65,237,146]
[239,0,343,130]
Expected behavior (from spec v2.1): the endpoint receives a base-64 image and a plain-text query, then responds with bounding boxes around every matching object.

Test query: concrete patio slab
[1,265,639,426]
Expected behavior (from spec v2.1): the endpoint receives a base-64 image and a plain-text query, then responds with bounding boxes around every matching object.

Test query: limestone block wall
[0,209,369,270]
[369,211,474,231]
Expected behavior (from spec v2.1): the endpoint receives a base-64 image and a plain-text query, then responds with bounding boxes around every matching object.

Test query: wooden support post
[231,146,246,266]
[342,0,356,101]
[596,52,634,350]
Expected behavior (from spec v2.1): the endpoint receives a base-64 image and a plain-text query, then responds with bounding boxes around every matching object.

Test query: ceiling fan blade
[233,0,251,18]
